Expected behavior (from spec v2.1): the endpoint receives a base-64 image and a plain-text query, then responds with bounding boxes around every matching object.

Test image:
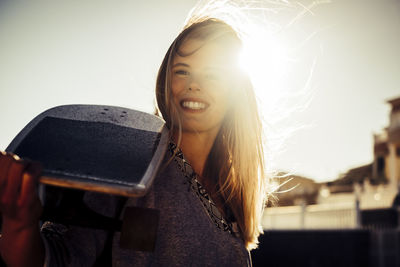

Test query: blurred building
[264,96,400,230]
[373,96,400,189]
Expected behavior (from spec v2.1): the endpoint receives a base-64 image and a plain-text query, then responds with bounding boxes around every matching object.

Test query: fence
[263,186,397,229]
[263,202,358,229]
[259,191,400,266]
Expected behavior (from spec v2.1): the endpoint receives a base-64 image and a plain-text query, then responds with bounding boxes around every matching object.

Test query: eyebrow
[172,62,190,68]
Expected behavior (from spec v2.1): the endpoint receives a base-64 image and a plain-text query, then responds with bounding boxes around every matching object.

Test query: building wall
[378,97,400,189]
[396,145,400,185]
[389,109,400,130]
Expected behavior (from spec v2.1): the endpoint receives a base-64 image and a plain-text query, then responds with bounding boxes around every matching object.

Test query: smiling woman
[156,18,266,251]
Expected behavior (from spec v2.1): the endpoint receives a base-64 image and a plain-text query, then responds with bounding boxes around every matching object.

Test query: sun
[239,30,290,118]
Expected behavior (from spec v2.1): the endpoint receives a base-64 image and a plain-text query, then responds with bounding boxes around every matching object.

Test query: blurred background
[0,0,399,266]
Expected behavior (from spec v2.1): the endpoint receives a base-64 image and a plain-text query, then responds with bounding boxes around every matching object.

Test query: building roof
[328,163,378,186]
[388,96,400,110]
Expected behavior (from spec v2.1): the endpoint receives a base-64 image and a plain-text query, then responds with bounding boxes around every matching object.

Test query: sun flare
[238,26,292,126]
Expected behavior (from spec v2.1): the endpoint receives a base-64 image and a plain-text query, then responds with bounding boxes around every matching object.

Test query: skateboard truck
[41,185,159,251]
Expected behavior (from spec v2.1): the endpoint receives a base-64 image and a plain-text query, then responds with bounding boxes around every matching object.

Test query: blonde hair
[156,18,266,250]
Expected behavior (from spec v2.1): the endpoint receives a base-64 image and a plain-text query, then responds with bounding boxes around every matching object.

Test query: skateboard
[6,104,169,197]
[1,105,168,251]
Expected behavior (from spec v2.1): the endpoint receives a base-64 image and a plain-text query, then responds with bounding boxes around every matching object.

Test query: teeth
[181,101,206,110]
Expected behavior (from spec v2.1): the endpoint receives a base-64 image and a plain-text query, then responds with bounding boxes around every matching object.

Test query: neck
[173,128,219,178]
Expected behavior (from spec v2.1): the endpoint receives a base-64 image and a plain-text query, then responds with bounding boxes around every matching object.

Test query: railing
[263,202,358,229]
[263,188,397,229]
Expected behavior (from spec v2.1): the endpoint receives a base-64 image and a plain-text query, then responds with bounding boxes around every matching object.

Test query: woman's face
[170,37,238,135]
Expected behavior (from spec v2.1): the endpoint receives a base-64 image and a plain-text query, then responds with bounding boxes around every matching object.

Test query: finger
[0,152,14,199]
[2,155,29,210]
[18,162,42,207]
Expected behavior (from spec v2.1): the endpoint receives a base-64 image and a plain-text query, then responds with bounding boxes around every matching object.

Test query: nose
[188,76,201,91]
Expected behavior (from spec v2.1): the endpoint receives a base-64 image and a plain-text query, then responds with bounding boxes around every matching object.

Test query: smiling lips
[180,99,209,112]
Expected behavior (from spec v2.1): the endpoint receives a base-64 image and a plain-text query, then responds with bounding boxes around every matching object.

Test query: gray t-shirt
[42,143,251,266]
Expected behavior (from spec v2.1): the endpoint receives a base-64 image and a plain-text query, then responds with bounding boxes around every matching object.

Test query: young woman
[0,17,266,266]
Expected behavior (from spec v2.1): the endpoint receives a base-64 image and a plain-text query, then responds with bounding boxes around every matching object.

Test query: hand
[0,151,43,230]
[0,151,45,267]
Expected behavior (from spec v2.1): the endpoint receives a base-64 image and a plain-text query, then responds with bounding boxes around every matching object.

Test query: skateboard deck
[6,104,169,197]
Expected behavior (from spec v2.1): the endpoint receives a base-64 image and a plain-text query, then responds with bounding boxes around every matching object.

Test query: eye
[174,69,189,76]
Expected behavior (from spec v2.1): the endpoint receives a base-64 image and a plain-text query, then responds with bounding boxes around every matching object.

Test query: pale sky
[0,0,399,182]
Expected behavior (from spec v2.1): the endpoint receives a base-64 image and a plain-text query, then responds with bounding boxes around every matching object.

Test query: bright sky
[0,1,399,182]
